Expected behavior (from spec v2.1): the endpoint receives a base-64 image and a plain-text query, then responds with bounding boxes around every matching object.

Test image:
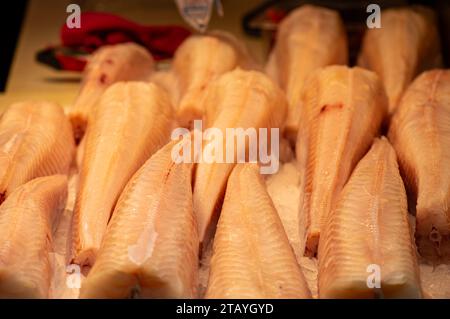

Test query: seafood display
[192,68,287,249]
[266,5,348,142]
[318,138,421,298]
[0,3,449,299]
[206,164,311,299]
[358,6,442,114]
[0,175,67,298]
[72,82,173,267]
[80,141,198,298]
[296,65,387,256]
[69,43,155,141]
[0,101,74,202]
[389,69,450,263]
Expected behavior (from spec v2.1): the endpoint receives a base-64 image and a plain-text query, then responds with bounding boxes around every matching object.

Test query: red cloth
[38,12,191,72]
[61,11,191,60]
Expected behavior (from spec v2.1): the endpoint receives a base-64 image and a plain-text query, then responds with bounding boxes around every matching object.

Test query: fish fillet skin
[388,69,450,263]
[173,32,254,128]
[80,140,198,299]
[69,43,154,142]
[318,138,422,299]
[194,69,287,249]
[295,65,388,256]
[0,101,74,201]
[266,5,348,142]
[0,175,68,298]
[357,6,442,114]
[72,81,173,267]
[205,164,311,299]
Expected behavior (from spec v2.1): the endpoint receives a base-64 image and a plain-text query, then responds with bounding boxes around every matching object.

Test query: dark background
[0,1,28,92]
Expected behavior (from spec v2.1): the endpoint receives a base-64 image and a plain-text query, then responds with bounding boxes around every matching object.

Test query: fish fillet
[388,69,450,263]
[69,43,154,141]
[318,138,422,298]
[0,175,68,298]
[194,69,287,249]
[148,70,179,108]
[0,101,74,202]
[72,82,173,267]
[266,5,348,142]
[358,6,442,114]
[49,170,82,299]
[173,32,254,128]
[295,65,388,256]
[80,140,198,298]
[205,164,311,299]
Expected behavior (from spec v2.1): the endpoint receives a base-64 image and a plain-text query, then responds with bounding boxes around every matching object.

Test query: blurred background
[0,0,449,108]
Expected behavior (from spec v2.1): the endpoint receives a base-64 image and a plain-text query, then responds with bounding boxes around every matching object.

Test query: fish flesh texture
[148,70,179,108]
[266,5,348,142]
[193,68,287,250]
[0,175,68,298]
[69,43,154,142]
[296,65,388,256]
[318,137,422,298]
[0,101,74,202]
[358,6,442,114]
[72,82,173,267]
[80,140,198,298]
[173,32,254,128]
[205,164,311,298]
[49,170,82,299]
[388,69,450,263]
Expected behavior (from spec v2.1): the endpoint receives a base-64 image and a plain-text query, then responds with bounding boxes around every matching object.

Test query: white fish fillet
[69,43,154,141]
[0,175,68,298]
[173,32,254,127]
[80,141,198,298]
[72,82,173,267]
[193,68,287,250]
[266,5,348,142]
[0,101,74,202]
[388,69,450,263]
[358,6,442,114]
[205,164,311,298]
[296,65,388,256]
[318,138,422,298]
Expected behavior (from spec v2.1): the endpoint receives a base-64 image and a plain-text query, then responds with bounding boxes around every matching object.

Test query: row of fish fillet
[0,4,448,298]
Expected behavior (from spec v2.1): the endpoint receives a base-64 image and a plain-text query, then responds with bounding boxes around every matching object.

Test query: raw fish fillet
[318,138,422,298]
[358,6,442,114]
[148,70,179,108]
[205,164,311,299]
[0,175,68,298]
[49,170,82,299]
[80,140,198,298]
[388,69,450,263]
[72,82,173,267]
[295,65,388,256]
[173,32,254,128]
[0,101,74,202]
[193,69,287,249]
[266,5,348,142]
[69,43,154,141]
